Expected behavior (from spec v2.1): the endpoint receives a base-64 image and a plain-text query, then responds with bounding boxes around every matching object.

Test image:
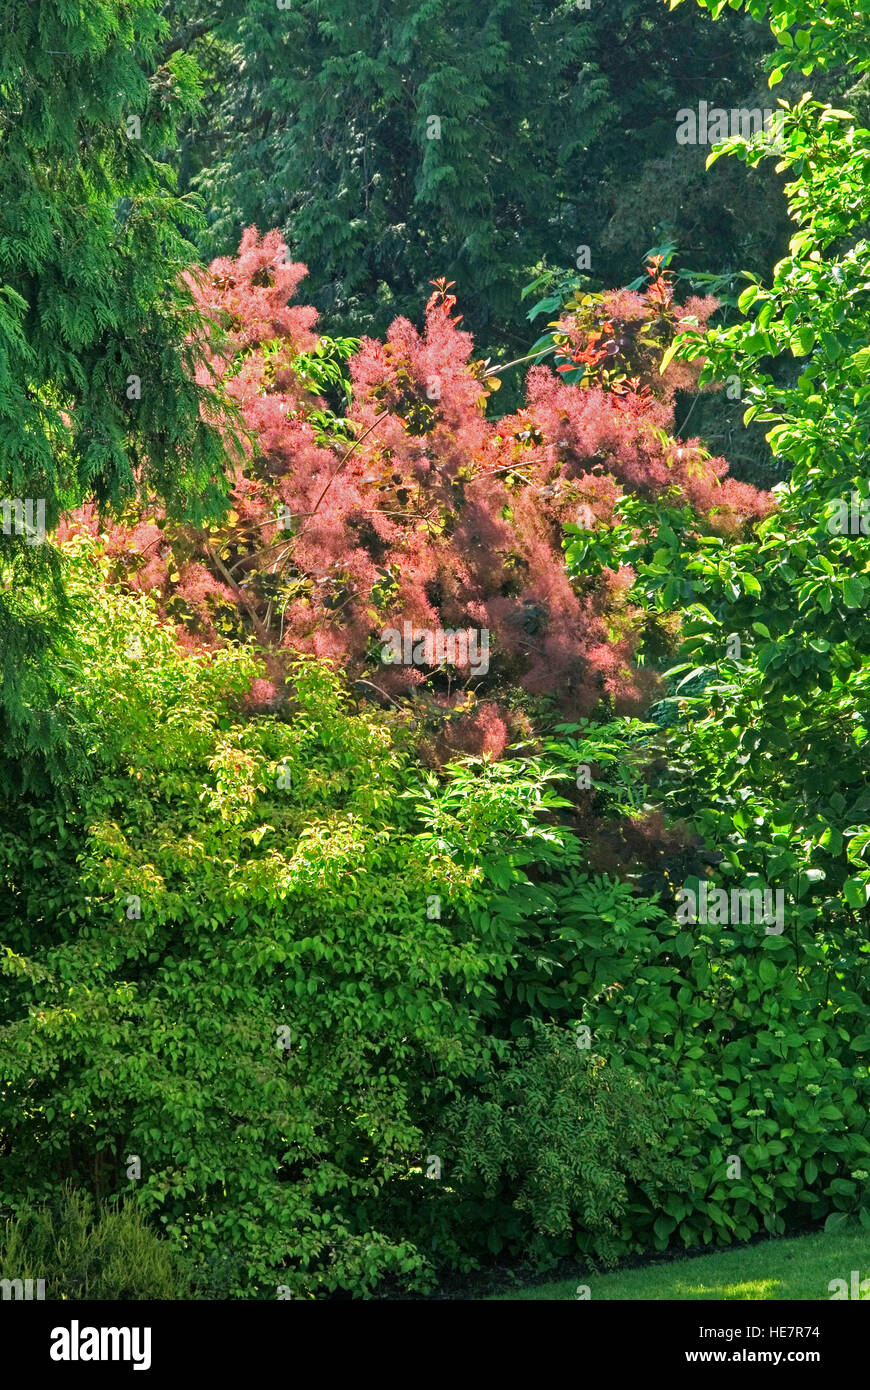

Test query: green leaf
[758,958,777,987]
[824,1211,851,1234]
[842,577,864,609]
[843,877,867,910]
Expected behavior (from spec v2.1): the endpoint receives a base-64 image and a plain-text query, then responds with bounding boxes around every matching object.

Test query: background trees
[163,0,783,355]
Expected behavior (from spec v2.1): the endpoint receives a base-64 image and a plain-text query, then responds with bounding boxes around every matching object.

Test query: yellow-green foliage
[0,1187,189,1301]
[0,544,575,1297]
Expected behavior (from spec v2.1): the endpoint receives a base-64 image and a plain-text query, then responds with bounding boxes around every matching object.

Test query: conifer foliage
[168,0,773,342]
[0,0,230,781]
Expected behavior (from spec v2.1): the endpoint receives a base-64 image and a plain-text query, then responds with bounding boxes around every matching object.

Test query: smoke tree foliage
[67,230,769,762]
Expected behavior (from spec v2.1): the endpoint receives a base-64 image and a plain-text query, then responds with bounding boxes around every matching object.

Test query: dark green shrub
[422,1024,686,1269]
[500,861,870,1254]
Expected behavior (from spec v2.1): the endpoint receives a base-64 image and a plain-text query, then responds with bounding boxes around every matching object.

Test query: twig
[205,541,270,645]
[296,416,383,538]
[486,346,556,376]
[353,679,408,711]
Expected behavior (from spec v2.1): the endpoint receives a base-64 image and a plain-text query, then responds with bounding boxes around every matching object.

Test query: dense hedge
[502,859,870,1255]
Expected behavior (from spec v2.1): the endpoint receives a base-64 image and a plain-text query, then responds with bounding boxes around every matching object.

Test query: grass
[486,1228,870,1300]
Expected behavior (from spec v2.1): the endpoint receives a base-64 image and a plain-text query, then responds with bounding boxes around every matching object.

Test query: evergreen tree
[0,0,230,785]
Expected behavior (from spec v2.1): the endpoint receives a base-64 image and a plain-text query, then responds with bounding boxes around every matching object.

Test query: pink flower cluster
[65,228,772,756]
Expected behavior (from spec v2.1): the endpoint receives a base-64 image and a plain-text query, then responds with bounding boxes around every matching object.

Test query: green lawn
[487,1229,870,1300]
